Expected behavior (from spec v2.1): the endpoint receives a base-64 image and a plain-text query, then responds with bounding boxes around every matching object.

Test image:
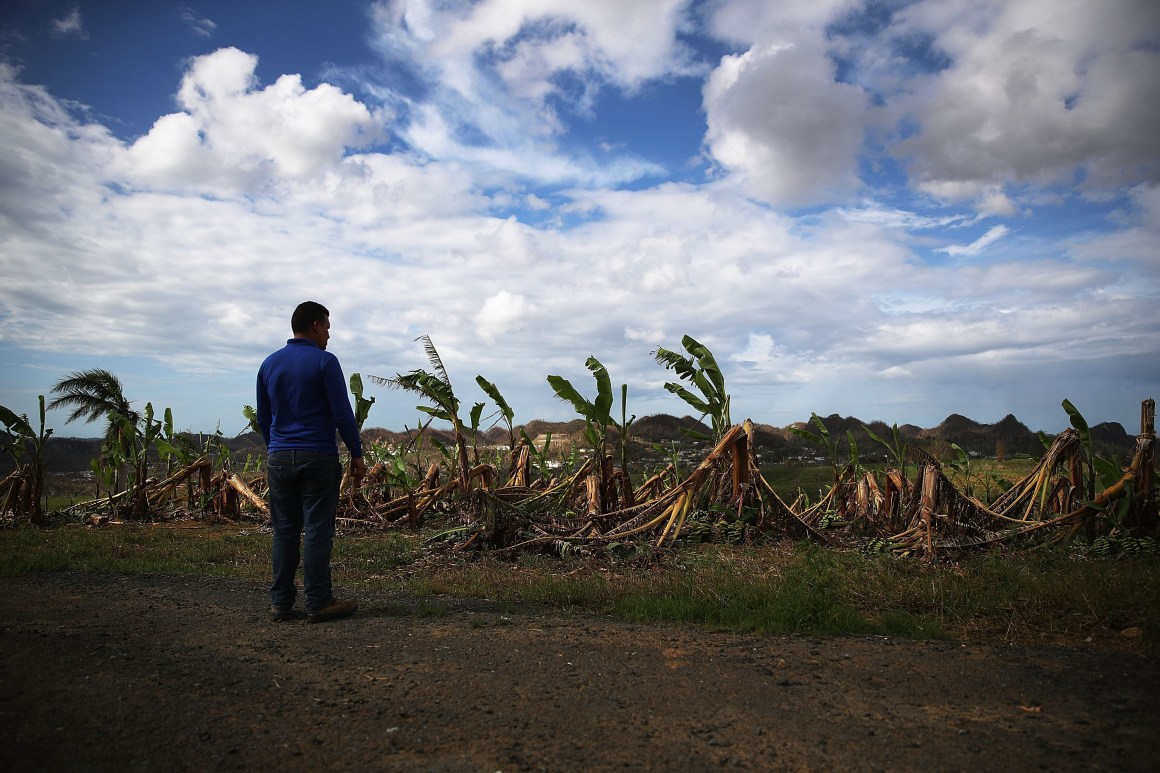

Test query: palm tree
[49,368,140,492]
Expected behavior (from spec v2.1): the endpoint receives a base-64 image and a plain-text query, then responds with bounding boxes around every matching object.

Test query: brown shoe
[307,598,358,624]
[270,605,293,622]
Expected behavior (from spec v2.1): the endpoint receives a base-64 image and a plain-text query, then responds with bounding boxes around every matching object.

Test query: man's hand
[350,456,367,479]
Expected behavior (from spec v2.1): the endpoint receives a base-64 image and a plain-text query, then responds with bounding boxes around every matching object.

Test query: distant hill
[921,413,1043,458]
[631,415,712,443]
[0,431,266,476]
[1,412,1139,475]
[773,413,1134,464]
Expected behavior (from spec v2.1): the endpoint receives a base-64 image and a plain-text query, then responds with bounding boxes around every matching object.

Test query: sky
[0,0,1157,440]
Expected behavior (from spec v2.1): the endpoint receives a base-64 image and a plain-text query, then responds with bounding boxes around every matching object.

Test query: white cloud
[938,224,1010,256]
[894,0,1160,199]
[703,38,868,207]
[121,48,384,194]
[975,187,1017,217]
[366,0,1158,216]
[365,0,693,185]
[474,291,535,343]
[624,327,665,344]
[409,0,701,93]
[51,8,85,38]
[179,6,217,37]
[699,0,1159,213]
[707,0,855,43]
[835,203,971,230]
[733,333,775,364]
[1063,183,1160,264]
[0,12,1157,436]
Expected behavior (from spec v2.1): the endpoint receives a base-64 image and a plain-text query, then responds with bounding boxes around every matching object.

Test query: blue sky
[1,0,1157,439]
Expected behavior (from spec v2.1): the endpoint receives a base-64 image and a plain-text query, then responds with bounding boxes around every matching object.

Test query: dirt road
[1,571,1156,771]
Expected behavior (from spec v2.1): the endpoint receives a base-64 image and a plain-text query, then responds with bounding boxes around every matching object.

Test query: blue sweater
[256,338,363,457]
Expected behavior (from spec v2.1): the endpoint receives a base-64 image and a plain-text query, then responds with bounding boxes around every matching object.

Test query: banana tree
[653,335,731,441]
[371,335,472,494]
[0,396,52,519]
[947,442,973,498]
[860,420,911,501]
[467,400,488,465]
[155,407,197,478]
[616,383,637,497]
[242,404,261,435]
[476,374,525,481]
[1062,398,1138,529]
[547,356,615,455]
[349,372,376,430]
[476,375,517,451]
[111,401,163,518]
[791,413,844,484]
[861,421,908,473]
[518,428,555,486]
[547,356,634,511]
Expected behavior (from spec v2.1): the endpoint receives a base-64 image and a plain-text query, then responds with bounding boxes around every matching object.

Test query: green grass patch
[0,524,271,578]
[759,465,834,501]
[1,523,1155,649]
[332,531,419,575]
[598,545,947,639]
[46,495,91,511]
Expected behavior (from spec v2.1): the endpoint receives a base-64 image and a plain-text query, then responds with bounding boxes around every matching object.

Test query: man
[257,301,367,623]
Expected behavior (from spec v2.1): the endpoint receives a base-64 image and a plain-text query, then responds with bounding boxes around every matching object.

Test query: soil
[1,571,1156,772]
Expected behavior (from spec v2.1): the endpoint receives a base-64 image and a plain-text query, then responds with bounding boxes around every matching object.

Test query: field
[1,524,1158,771]
[1,522,1156,648]
[3,378,1157,767]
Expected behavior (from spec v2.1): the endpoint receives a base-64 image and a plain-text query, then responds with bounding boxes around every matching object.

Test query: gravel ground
[1,571,1157,771]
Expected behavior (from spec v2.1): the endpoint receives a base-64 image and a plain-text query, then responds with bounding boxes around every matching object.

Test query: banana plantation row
[2,336,1157,559]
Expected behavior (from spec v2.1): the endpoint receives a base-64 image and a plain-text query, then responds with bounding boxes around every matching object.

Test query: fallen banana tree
[0,466,44,525]
[346,400,1157,560]
[61,456,267,521]
[386,421,848,556]
[43,399,1157,561]
[817,400,1158,559]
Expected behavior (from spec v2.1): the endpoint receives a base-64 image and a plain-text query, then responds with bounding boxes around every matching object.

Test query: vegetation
[789,412,849,484]
[547,356,637,513]
[371,335,473,494]
[1,337,1156,653]
[653,335,731,441]
[0,524,1154,650]
[48,368,140,496]
[0,396,52,519]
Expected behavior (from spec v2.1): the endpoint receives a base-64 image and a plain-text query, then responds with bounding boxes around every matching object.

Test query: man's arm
[322,356,364,462]
[255,372,272,447]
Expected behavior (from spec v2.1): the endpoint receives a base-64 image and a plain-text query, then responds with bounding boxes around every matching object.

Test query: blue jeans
[267,450,342,612]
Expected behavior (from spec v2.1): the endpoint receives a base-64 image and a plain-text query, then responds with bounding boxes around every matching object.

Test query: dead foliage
[11,401,1156,562]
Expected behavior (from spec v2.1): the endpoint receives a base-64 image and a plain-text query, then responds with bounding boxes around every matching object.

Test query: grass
[0,523,271,578]
[1,522,1156,651]
[760,465,836,500]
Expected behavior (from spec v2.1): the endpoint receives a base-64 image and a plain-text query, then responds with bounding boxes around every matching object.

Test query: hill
[1,412,1138,476]
[0,432,266,477]
[922,413,1043,458]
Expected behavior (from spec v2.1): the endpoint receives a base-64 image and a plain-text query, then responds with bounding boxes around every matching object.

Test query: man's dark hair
[291,301,330,334]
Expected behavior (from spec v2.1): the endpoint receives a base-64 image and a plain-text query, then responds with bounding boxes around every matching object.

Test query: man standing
[257,301,367,623]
